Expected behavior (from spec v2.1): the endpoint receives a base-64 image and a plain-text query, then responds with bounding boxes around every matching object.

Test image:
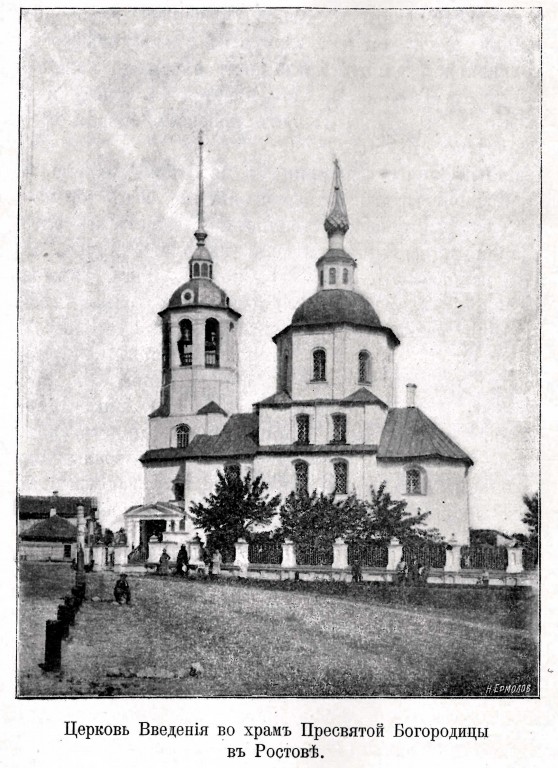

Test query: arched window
[174,483,185,501]
[296,414,310,444]
[333,460,348,495]
[205,318,220,367]
[343,268,348,284]
[178,319,193,366]
[224,463,240,478]
[406,467,426,495]
[176,424,190,449]
[312,349,326,381]
[189,263,193,279]
[193,262,200,277]
[201,263,209,277]
[358,350,370,383]
[209,265,213,279]
[280,352,289,391]
[329,267,336,285]
[319,269,324,287]
[294,461,309,495]
[162,321,170,370]
[331,414,347,444]
[179,517,186,531]
[170,520,176,532]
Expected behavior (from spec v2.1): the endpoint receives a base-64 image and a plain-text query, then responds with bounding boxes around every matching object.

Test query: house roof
[124,501,186,518]
[18,495,97,520]
[140,413,259,463]
[21,515,78,542]
[197,400,228,416]
[378,407,473,465]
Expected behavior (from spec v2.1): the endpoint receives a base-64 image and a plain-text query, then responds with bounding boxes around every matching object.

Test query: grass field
[18,563,538,697]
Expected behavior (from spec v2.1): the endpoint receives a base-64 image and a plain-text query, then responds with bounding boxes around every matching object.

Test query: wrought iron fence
[522,547,538,571]
[248,541,283,565]
[460,545,508,570]
[295,544,334,566]
[348,543,388,568]
[403,542,447,569]
[220,544,236,564]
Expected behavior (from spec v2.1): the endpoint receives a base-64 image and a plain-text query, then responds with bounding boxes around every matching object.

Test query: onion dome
[292,288,381,329]
[324,159,349,237]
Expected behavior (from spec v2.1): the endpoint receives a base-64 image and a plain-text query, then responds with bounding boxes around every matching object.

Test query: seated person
[114,574,131,605]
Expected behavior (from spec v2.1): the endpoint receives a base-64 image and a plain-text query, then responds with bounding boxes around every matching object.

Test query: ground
[18,563,538,697]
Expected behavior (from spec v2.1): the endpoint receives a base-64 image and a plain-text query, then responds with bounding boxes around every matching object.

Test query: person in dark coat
[114,574,131,605]
[176,544,189,577]
[159,548,171,575]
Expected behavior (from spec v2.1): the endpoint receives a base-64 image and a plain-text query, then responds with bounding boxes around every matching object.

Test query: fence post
[39,619,63,672]
[92,544,106,571]
[281,539,297,569]
[234,538,249,571]
[444,536,461,572]
[333,538,348,569]
[387,538,403,572]
[506,545,523,574]
[189,535,202,565]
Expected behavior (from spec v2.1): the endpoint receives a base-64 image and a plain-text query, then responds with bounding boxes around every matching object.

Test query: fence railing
[403,543,447,569]
[249,541,283,565]
[295,544,334,566]
[220,544,236,564]
[460,545,508,570]
[348,543,389,568]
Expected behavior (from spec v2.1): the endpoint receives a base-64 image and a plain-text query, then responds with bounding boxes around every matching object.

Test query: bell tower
[148,132,241,450]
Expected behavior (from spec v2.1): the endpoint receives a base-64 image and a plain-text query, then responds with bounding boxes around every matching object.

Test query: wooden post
[39,620,63,672]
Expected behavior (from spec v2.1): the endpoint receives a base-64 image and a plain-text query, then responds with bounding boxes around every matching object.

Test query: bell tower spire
[195,130,207,246]
[189,130,213,280]
[316,159,356,291]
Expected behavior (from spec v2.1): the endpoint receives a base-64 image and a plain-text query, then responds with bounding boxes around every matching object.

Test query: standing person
[395,557,407,585]
[159,548,171,576]
[351,556,363,584]
[176,544,189,577]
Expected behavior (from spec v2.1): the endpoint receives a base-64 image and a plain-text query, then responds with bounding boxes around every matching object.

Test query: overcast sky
[18,8,540,532]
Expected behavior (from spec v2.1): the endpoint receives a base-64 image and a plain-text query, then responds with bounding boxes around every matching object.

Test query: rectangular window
[296,414,310,444]
[332,414,347,444]
[295,462,309,495]
[334,462,348,494]
[63,544,71,559]
[406,469,422,495]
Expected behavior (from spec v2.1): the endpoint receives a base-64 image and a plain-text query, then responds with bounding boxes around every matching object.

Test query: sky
[18,8,540,532]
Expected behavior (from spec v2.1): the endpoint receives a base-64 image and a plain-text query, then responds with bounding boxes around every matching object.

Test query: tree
[279,491,370,546]
[522,492,539,546]
[278,483,437,546]
[367,482,433,545]
[103,528,115,546]
[190,467,281,553]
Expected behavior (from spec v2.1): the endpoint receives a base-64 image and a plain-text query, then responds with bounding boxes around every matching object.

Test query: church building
[125,135,473,557]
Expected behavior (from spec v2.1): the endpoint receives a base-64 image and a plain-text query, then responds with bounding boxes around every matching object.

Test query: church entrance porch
[141,519,167,560]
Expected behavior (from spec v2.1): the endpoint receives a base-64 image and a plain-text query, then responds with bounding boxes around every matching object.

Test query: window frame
[404,465,427,495]
[333,459,348,495]
[358,349,371,384]
[331,413,347,444]
[293,459,309,495]
[329,267,336,285]
[176,423,190,449]
[312,348,327,382]
[296,413,310,445]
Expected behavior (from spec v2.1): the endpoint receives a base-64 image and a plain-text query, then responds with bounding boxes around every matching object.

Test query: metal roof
[378,408,473,465]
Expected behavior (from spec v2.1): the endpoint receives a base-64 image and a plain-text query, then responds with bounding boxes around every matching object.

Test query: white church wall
[290,326,395,405]
[184,459,255,509]
[377,459,470,545]
[144,463,180,505]
[149,413,227,449]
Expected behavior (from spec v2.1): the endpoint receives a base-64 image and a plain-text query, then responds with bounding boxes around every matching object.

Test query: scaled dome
[292,289,381,328]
